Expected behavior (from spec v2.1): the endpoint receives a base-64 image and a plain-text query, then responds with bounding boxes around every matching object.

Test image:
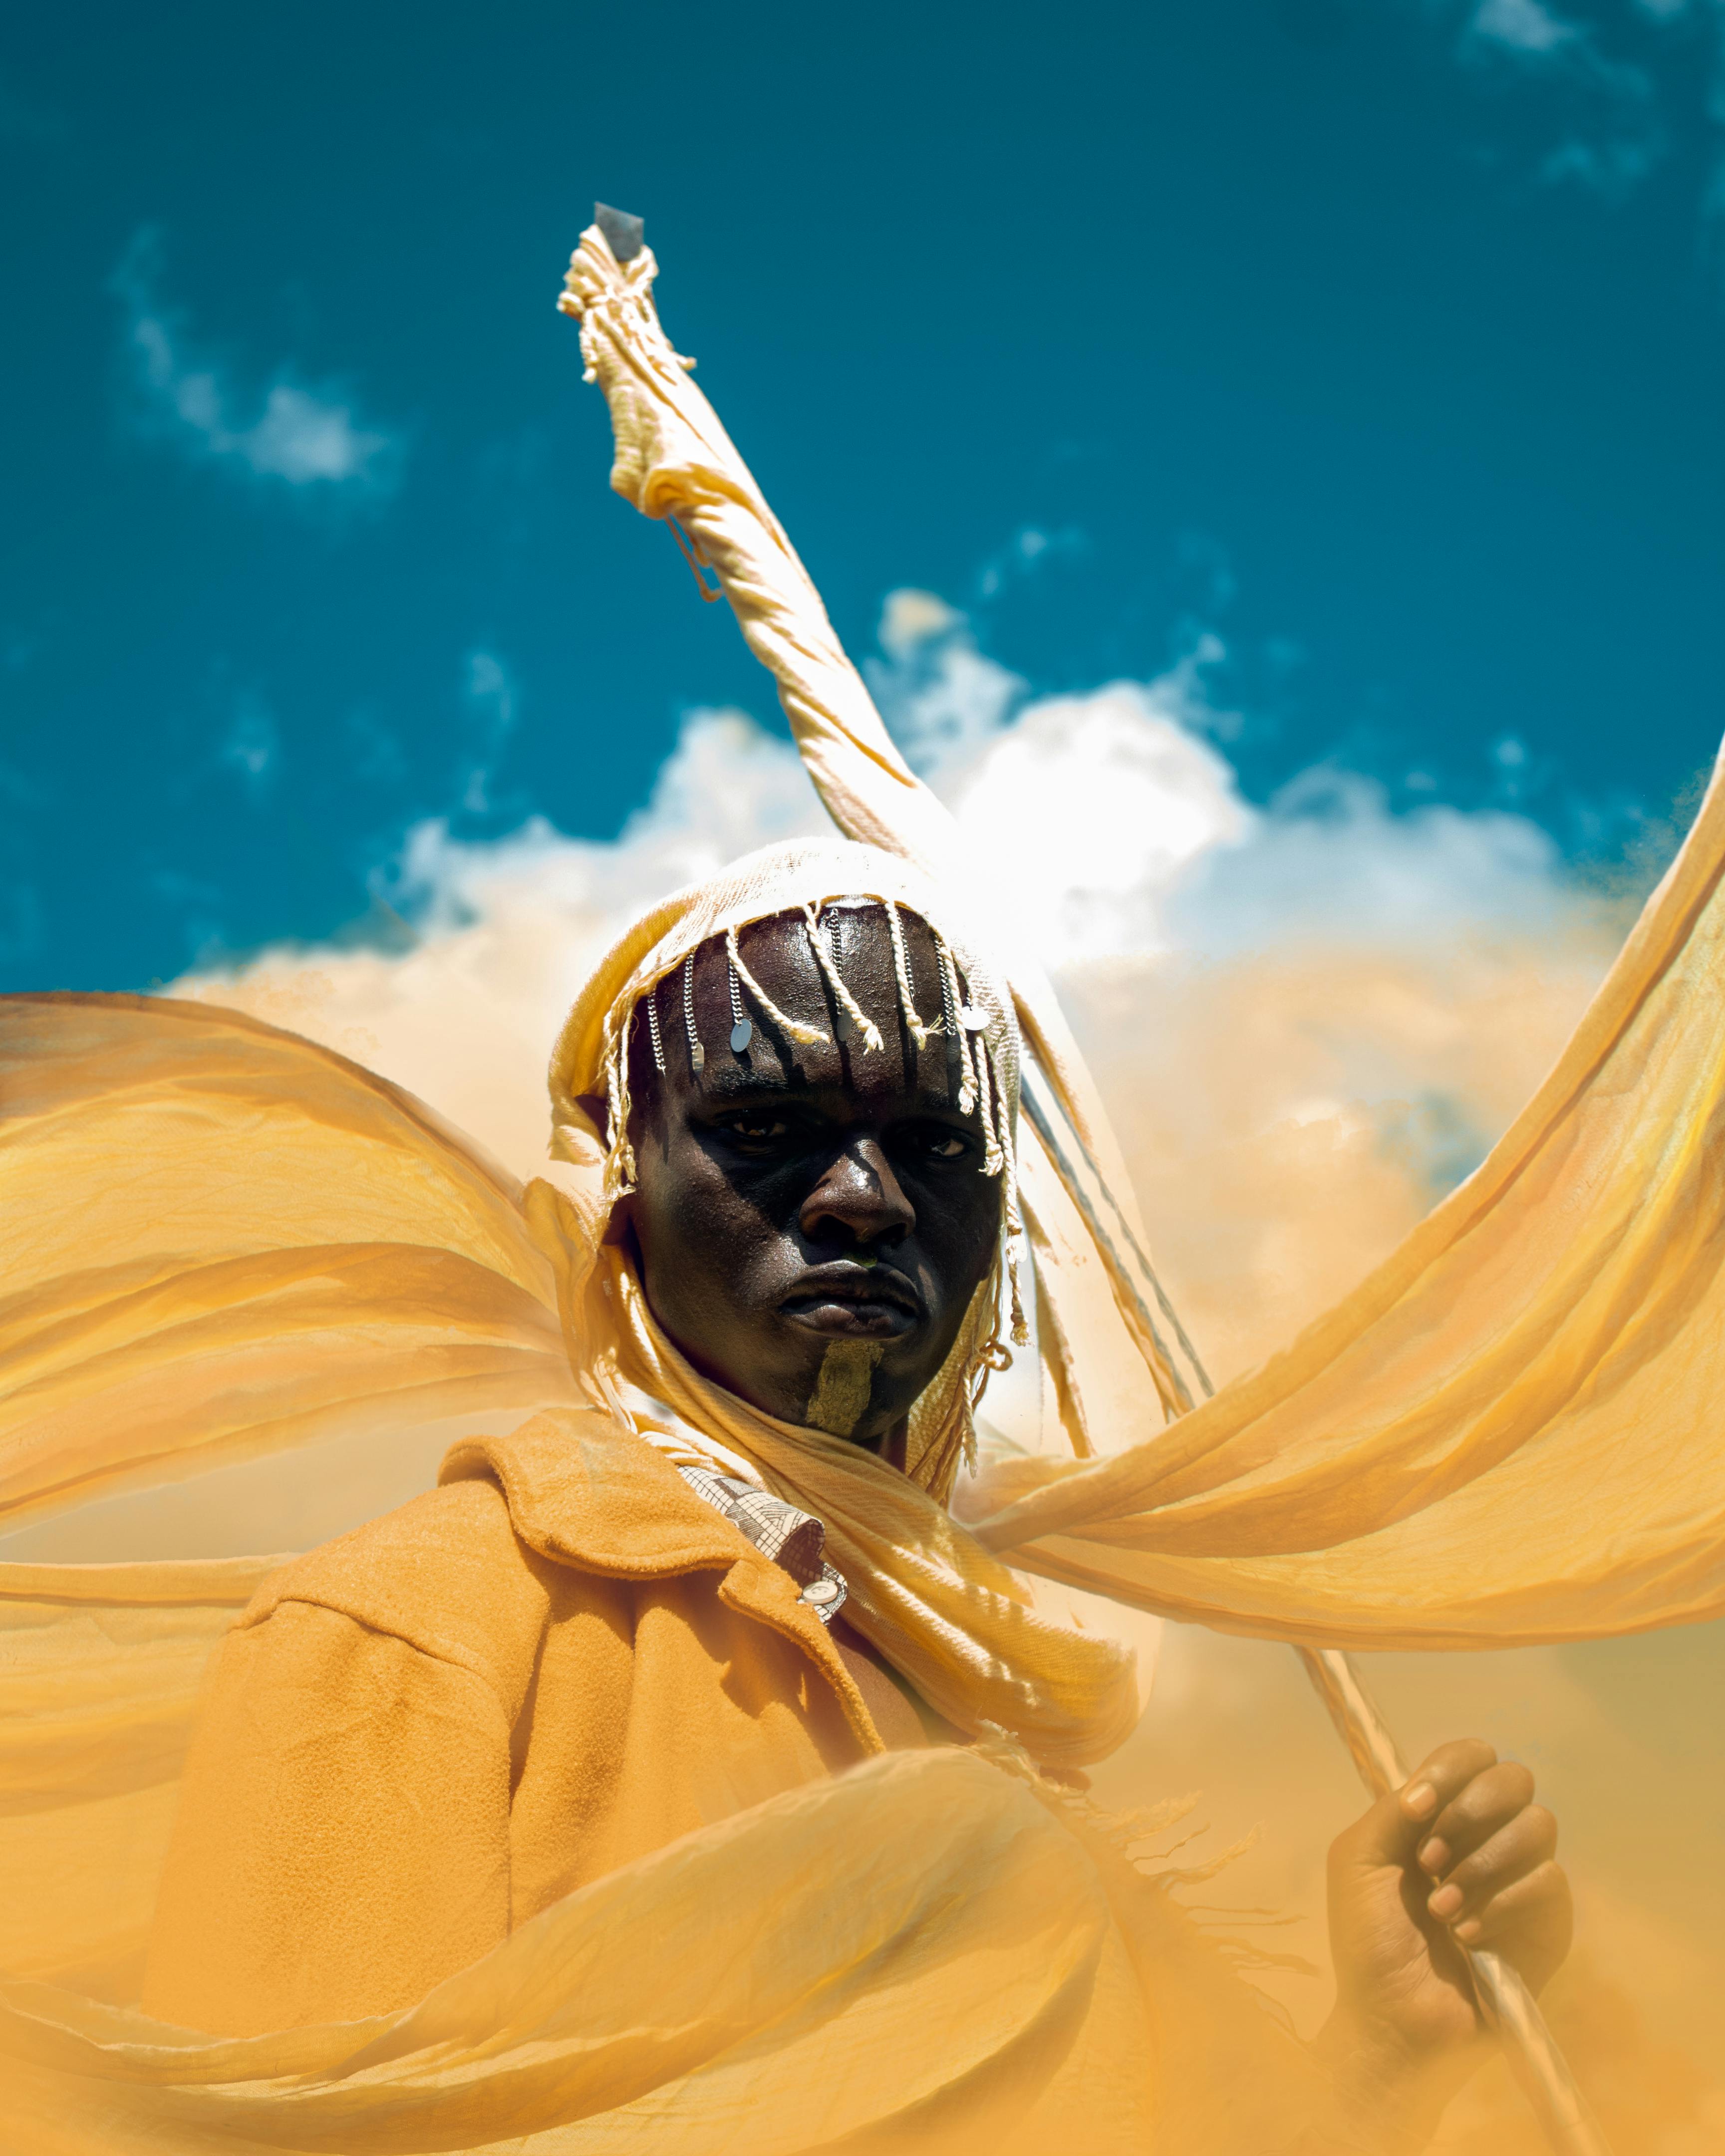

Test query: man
[142,855,1569,2151]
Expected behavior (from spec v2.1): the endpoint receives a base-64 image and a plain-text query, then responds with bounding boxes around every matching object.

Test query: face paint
[804,1339,886,1438]
[622,909,1005,1449]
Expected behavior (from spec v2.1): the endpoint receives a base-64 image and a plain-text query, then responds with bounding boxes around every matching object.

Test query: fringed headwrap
[545,836,1029,1501]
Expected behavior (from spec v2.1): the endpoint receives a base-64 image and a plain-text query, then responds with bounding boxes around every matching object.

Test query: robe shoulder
[140,1479,539,2034]
[240,1466,555,1724]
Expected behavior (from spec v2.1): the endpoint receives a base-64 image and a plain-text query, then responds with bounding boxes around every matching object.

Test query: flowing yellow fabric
[963,741,1725,1642]
[0,992,577,1530]
[606,1250,1140,1767]
[0,1557,278,2003]
[4,1749,1323,2156]
[0,218,1722,2148]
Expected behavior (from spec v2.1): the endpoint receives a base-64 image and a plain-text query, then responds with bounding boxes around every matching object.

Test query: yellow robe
[141,1412,881,2035]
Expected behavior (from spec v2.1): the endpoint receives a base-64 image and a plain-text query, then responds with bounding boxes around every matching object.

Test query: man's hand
[1311,1739,1573,2145]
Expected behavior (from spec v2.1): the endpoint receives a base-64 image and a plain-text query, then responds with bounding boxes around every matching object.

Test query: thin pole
[1017,1066,1210,1410]
[1024,1052,1614,2156]
[1298,1648,1613,2156]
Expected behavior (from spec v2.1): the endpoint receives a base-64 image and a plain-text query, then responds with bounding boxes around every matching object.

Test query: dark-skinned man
[142,847,1569,2152]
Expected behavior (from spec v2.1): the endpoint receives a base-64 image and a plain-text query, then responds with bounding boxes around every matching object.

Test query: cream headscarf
[533,833,1142,1769]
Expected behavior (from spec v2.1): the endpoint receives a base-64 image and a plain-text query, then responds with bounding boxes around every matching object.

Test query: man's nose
[799,1139,915,1249]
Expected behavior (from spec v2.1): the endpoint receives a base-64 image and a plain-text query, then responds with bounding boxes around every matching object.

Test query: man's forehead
[681,955,950,1104]
[632,901,972,1106]
[678,1033,954,1108]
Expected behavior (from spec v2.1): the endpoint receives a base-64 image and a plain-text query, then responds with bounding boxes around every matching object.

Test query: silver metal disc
[730,1019,753,1054]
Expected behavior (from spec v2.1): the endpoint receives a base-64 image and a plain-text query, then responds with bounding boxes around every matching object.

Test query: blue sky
[3,0,1724,992]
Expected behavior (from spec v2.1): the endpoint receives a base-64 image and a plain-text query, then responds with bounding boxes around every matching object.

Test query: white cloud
[175,591,1616,1246]
[866,591,1024,777]
[1468,0,1580,53]
[1429,0,1684,207]
[112,233,400,494]
[1168,764,1567,954]
[943,669,1251,966]
[976,524,1089,600]
[862,601,1552,971]
[385,702,827,946]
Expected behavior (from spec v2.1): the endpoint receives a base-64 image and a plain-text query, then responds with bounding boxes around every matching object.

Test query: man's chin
[742,1327,928,1441]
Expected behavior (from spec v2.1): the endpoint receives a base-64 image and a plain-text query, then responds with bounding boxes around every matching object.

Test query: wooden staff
[1298,1645,1612,2156]
[1020,1064,1613,2156]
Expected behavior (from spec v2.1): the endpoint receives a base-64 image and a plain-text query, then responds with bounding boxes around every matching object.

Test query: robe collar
[441,1409,882,1755]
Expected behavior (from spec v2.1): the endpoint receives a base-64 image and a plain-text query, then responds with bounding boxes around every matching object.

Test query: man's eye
[720,1114,793,1143]
[915,1129,970,1161]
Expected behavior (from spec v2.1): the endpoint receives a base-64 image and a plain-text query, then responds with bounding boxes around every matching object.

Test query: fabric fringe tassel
[884,899,934,1049]
[935,937,979,1115]
[972,1023,1007,1179]
[802,905,882,1051]
[729,924,830,1047]
[996,1093,1031,1348]
[602,1010,639,1203]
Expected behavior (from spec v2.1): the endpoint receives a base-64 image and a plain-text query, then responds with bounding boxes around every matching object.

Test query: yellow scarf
[605,1248,1140,1768]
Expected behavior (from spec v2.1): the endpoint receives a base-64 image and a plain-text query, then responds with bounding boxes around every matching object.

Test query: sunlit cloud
[111,231,402,495]
[172,586,1619,1378]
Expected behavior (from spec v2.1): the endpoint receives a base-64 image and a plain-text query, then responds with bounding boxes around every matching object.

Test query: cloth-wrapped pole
[557,229,1197,1432]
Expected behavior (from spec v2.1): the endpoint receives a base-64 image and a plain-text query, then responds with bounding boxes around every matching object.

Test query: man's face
[618,905,1002,1451]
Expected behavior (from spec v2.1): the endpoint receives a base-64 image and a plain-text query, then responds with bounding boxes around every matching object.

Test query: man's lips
[780,1261,924,1339]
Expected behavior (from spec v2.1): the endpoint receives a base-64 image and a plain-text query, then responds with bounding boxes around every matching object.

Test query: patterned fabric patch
[675,1466,849,1623]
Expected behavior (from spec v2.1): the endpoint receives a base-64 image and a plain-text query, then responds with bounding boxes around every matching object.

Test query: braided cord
[727,923,830,1047]
[883,899,933,1049]
[802,904,884,1052]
